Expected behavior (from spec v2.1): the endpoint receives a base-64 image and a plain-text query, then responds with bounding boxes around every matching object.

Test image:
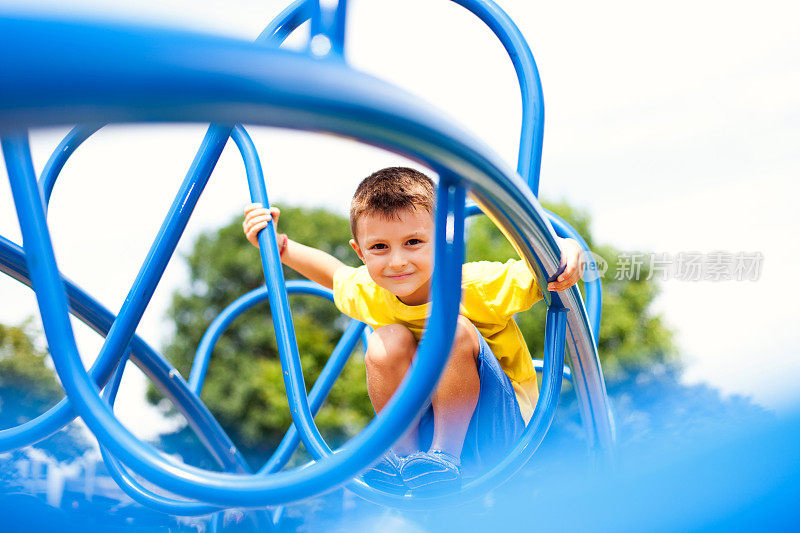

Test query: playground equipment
[0,0,613,522]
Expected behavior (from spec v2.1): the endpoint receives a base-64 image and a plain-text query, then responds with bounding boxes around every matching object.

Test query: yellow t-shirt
[332,259,542,423]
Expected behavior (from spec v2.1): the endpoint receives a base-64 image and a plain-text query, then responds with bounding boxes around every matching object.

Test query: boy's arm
[281,238,347,290]
[243,203,347,290]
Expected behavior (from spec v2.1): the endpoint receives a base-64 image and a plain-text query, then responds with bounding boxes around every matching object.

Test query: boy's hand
[547,237,584,292]
[243,203,280,248]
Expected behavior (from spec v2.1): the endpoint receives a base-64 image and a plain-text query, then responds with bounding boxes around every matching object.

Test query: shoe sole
[401,458,461,490]
[361,460,407,493]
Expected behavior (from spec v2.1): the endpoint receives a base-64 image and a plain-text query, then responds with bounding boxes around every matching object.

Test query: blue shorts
[418,326,526,477]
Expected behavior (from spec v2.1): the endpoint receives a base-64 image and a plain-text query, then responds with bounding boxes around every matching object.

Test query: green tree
[0,319,88,461]
[153,201,674,466]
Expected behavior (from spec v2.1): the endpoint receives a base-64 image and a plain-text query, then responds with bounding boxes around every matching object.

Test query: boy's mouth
[386,272,413,280]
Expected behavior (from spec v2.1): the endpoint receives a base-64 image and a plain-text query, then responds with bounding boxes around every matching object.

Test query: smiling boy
[243,167,582,494]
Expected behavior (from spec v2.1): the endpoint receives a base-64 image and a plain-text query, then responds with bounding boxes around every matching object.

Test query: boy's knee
[453,315,480,362]
[365,324,416,369]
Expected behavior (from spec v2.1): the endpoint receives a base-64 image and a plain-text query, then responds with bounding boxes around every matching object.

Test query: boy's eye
[407,238,423,246]
[369,243,387,250]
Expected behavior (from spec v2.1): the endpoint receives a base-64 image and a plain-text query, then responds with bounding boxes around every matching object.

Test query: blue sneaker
[400,450,462,494]
[360,452,407,493]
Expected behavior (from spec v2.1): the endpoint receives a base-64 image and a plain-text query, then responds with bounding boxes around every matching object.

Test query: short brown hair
[350,167,435,241]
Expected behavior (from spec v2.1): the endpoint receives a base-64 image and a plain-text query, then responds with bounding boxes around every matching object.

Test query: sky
[0,0,798,442]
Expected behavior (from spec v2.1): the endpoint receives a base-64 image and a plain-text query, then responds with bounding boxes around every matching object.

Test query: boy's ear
[349,239,365,264]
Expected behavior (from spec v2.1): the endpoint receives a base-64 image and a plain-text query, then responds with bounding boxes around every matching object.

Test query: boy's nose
[388,252,408,269]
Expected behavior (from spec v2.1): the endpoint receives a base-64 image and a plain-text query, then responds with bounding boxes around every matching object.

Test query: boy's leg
[365,317,481,460]
[429,315,480,459]
[400,316,480,493]
[365,324,419,456]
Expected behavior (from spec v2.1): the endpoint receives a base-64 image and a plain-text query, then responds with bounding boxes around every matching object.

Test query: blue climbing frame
[0,0,613,513]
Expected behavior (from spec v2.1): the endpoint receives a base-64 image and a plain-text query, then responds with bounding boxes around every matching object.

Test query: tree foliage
[0,320,88,460]
[154,201,675,465]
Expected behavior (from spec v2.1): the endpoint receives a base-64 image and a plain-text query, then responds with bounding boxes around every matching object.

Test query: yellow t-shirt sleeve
[333,266,363,321]
[474,259,542,321]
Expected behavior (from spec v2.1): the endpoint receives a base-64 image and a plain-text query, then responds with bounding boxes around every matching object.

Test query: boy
[243,167,582,493]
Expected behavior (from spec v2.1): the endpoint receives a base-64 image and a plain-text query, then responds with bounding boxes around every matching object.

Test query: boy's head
[349,167,436,306]
[349,167,435,241]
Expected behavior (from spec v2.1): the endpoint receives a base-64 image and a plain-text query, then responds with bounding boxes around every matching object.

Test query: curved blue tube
[232,124,334,462]
[309,0,348,59]
[190,280,368,395]
[188,281,366,394]
[256,0,310,45]
[0,123,244,463]
[187,280,370,476]
[38,124,103,209]
[99,352,221,516]
[450,0,545,195]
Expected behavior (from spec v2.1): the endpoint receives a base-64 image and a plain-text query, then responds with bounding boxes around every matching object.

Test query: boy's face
[350,207,434,306]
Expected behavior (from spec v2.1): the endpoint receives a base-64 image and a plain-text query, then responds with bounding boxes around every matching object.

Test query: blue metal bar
[99,352,222,515]
[188,279,365,520]
[38,124,103,209]
[464,203,483,218]
[189,280,368,396]
[2,119,258,473]
[233,124,334,461]
[12,5,316,459]
[256,0,310,45]
[11,121,232,451]
[440,1,610,452]
[309,0,348,58]
[102,354,213,514]
[187,288,244,393]
[101,350,128,406]
[450,0,545,195]
[545,209,601,348]
[3,5,346,511]
[187,279,370,476]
